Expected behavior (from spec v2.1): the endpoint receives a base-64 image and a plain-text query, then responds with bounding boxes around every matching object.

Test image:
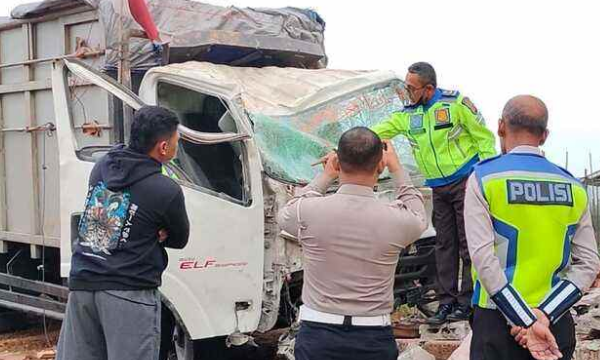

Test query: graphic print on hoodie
[78,182,133,259]
[70,144,190,291]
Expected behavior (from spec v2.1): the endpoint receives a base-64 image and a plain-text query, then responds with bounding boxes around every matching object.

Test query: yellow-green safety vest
[472,152,588,309]
[372,89,496,187]
[161,163,179,180]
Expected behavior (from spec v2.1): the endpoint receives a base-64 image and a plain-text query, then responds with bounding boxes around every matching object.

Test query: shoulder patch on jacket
[441,89,459,98]
[462,97,479,115]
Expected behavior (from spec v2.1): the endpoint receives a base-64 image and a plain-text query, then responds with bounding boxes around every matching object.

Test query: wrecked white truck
[0,0,436,359]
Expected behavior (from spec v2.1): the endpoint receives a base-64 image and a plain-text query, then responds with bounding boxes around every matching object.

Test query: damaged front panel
[258,177,303,332]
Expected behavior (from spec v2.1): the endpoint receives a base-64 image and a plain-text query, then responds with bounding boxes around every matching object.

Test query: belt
[299,305,391,327]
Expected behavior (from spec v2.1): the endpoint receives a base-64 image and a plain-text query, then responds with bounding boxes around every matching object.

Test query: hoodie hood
[99,144,162,190]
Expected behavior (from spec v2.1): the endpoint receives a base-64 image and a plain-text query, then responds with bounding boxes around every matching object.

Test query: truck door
[52,59,265,340]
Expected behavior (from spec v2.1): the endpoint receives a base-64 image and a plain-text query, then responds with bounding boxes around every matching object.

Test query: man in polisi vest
[372,62,497,323]
[465,95,600,360]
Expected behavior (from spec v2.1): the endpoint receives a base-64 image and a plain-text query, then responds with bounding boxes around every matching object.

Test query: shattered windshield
[250,80,423,186]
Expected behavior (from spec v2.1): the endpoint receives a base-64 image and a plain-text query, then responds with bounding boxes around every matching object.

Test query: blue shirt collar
[423,88,442,111]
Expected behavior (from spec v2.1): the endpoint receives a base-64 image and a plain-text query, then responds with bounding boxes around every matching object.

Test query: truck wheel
[173,325,196,360]
[159,305,197,360]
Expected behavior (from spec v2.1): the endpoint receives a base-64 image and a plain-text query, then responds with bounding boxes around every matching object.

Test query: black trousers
[470,307,576,360]
[295,321,398,360]
[432,176,473,306]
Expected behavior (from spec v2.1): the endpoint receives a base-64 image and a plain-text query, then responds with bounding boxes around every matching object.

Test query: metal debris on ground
[576,340,600,360]
[577,307,600,340]
[394,322,421,339]
[397,339,461,360]
[397,344,436,360]
[577,287,600,309]
[575,287,600,340]
[419,322,470,341]
[447,331,471,360]
[276,323,298,360]
[393,306,468,359]
[420,340,461,360]
[391,305,428,339]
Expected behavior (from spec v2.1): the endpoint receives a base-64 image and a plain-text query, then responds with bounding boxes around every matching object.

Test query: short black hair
[129,106,179,154]
[337,127,384,174]
[502,95,548,136]
[408,62,437,88]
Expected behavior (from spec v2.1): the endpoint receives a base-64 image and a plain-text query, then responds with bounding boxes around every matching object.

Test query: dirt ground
[0,321,284,360]
[0,322,60,360]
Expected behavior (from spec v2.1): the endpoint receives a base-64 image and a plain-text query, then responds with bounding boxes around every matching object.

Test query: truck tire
[159,305,197,360]
[173,326,196,360]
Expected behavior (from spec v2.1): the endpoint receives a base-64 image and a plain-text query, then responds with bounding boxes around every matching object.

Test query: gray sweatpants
[56,289,161,360]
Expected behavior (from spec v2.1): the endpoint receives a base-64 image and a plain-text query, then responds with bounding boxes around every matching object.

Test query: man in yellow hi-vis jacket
[372,62,496,324]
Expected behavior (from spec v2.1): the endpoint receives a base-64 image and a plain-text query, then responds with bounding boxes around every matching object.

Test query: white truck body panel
[54,59,267,338]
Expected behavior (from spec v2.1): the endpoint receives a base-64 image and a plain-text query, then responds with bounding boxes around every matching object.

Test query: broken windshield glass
[250,81,422,186]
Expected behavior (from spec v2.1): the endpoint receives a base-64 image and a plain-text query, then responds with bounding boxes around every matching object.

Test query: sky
[2,0,600,176]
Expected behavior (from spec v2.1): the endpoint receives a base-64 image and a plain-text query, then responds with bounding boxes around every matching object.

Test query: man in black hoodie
[57,106,190,360]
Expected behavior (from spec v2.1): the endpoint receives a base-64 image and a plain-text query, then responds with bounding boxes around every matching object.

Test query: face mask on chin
[410,92,425,106]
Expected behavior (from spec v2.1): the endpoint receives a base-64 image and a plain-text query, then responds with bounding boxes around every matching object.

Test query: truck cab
[53,58,436,359]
